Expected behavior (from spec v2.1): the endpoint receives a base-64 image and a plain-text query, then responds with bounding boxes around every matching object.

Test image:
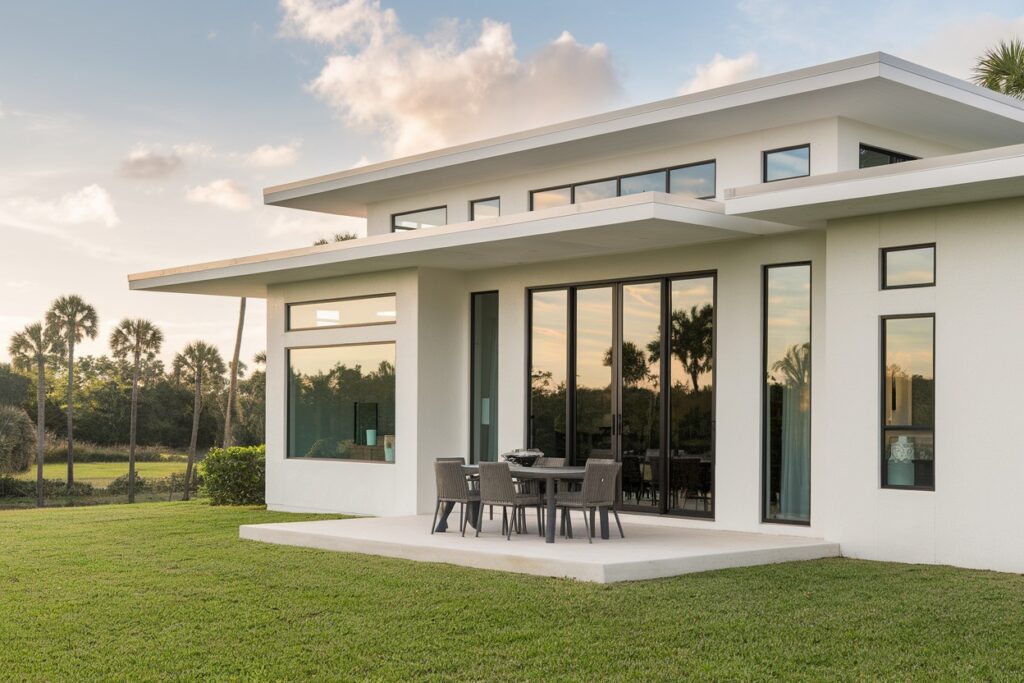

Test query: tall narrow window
[882,315,935,490]
[471,292,499,463]
[763,263,811,524]
[528,289,568,459]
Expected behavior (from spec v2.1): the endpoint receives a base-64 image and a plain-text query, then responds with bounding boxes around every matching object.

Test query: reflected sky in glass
[531,187,571,210]
[764,146,809,182]
[471,197,500,220]
[621,170,666,195]
[530,290,568,388]
[393,206,446,230]
[574,179,617,203]
[765,264,811,384]
[884,246,934,287]
[669,162,715,198]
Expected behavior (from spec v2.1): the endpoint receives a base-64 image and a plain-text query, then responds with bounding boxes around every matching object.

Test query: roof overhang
[264,53,1024,217]
[725,143,1024,223]
[129,194,801,297]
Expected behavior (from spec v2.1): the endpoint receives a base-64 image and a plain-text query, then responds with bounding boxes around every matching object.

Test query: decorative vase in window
[383,435,395,463]
[887,435,915,486]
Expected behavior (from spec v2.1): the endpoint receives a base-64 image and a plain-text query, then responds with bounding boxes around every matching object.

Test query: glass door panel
[574,287,614,464]
[529,290,568,459]
[667,276,715,516]
[619,282,662,510]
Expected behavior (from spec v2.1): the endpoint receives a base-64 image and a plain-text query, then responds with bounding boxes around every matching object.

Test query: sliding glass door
[527,273,715,518]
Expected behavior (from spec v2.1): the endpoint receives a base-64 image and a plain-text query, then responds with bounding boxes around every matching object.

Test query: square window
[470,197,500,220]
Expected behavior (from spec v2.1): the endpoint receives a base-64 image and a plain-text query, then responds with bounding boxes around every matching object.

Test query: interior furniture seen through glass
[763,263,811,523]
[860,143,917,168]
[882,244,935,289]
[763,145,810,182]
[392,206,446,231]
[882,315,934,489]
[288,295,396,330]
[288,343,396,461]
[470,197,500,220]
[470,292,499,463]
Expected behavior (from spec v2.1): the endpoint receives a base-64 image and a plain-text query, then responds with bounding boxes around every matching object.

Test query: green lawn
[2,504,1023,681]
[13,461,187,487]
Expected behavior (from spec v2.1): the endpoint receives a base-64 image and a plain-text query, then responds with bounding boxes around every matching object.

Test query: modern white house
[130,52,1024,575]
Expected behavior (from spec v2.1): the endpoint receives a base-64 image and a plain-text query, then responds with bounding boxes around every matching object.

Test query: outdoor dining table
[436,464,608,543]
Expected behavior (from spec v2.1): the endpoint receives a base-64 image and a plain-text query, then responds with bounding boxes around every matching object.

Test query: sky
[1,0,1023,367]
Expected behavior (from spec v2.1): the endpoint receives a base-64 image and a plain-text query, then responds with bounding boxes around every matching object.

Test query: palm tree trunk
[223,297,246,449]
[65,335,75,489]
[36,358,45,508]
[128,349,141,504]
[183,368,202,502]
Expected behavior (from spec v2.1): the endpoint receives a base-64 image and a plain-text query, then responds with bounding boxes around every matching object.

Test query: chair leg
[582,508,592,544]
[536,505,543,537]
[501,507,507,536]
[459,503,463,534]
[475,500,484,537]
[489,504,493,520]
[462,503,470,537]
[431,498,440,534]
[612,508,624,538]
[507,507,516,540]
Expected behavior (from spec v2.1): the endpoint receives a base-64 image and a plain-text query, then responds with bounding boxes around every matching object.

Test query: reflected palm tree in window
[647,304,713,391]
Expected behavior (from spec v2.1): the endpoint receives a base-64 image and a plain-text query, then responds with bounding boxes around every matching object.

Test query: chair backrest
[582,460,621,506]
[435,460,470,501]
[535,457,565,467]
[478,462,517,506]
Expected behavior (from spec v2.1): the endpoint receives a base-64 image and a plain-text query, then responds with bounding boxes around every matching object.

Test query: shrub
[106,473,147,495]
[200,445,265,505]
[0,477,94,499]
[0,405,35,474]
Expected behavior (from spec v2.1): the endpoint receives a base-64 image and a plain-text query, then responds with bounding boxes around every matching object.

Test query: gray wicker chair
[431,460,480,536]
[476,462,543,539]
[554,459,624,543]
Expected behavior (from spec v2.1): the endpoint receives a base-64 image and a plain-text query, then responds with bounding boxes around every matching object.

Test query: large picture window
[287,343,396,462]
[881,315,935,490]
[763,263,811,524]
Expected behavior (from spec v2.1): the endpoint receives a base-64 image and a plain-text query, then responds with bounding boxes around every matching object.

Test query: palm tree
[45,295,98,488]
[109,319,163,503]
[647,304,714,392]
[973,38,1024,99]
[8,322,63,506]
[173,341,226,500]
[223,298,246,449]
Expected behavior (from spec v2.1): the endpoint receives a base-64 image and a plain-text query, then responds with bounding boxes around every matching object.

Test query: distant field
[14,461,188,487]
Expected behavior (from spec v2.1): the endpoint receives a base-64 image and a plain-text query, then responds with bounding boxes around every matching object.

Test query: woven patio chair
[476,462,543,540]
[431,459,480,536]
[554,459,624,543]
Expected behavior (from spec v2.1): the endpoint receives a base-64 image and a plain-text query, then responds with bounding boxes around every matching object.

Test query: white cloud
[681,53,760,95]
[245,141,302,168]
[899,14,1024,80]
[185,179,253,211]
[2,184,120,228]
[279,0,620,157]
[119,144,184,179]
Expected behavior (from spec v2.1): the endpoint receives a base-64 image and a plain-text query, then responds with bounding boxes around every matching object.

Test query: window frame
[879,314,936,491]
[859,143,918,168]
[285,341,397,463]
[390,205,447,232]
[528,159,717,210]
[469,196,500,221]
[529,185,573,211]
[286,293,397,332]
[762,144,811,183]
[880,243,936,290]
[469,290,500,464]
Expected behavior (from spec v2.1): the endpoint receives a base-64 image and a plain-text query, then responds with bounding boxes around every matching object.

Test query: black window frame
[762,144,811,183]
[880,243,936,290]
[469,197,500,221]
[879,314,936,491]
[286,293,397,332]
[859,143,918,169]
[528,159,717,210]
[391,205,447,232]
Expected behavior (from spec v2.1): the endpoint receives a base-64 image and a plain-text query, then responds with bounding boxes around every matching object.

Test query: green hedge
[0,406,34,474]
[0,477,95,498]
[200,445,265,505]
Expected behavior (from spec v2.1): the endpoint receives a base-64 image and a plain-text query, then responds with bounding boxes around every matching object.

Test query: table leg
[435,501,456,532]
[599,508,609,539]
[545,476,556,543]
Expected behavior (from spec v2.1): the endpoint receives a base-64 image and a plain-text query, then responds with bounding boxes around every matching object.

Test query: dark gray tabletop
[462,464,585,479]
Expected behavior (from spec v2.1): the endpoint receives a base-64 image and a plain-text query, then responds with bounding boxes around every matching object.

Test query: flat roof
[264,52,1024,217]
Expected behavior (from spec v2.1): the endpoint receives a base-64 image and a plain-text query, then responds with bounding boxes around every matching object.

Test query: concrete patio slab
[240,513,840,583]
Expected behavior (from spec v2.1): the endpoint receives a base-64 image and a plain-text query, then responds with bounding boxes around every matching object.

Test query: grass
[13,461,188,487]
[2,503,1023,681]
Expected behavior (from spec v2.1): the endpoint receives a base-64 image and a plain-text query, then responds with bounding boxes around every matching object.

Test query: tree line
[3,294,265,505]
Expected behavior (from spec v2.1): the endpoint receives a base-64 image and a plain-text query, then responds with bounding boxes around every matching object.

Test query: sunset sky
[2,0,1022,366]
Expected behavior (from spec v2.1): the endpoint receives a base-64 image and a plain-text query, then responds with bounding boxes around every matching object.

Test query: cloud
[185,179,253,211]
[899,14,1024,80]
[119,145,184,179]
[245,141,302,168]
[2,184,120,228]
[279,0,621,157]
[681,53,760,95]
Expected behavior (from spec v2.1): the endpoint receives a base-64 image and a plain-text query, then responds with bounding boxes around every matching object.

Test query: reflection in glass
[574,179,617,203]
[529,290,568,459]
[669,162,716,199]
[575,287,613,464]
[882,316,934,488]
[471,292,499,463]
[764,145,810,182]
[470,197,500,220]
[860,144,915,169]
[667,277,714,515]
[288,344,396,460]
[531,187,572,210]
[619,282,662,510]
[764,264,811,522]
[883,246,935,288]
[288,295,396,330]
[392,206,446,231]
[620,171,667,195]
